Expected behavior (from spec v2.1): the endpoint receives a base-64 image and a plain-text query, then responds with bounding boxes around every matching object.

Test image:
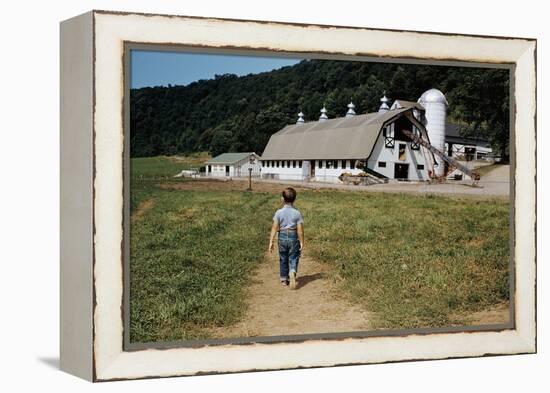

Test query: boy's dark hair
[282,187,297,203]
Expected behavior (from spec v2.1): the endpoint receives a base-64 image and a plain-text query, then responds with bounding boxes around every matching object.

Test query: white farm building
[205,152,262,178]
[260,89,491,182]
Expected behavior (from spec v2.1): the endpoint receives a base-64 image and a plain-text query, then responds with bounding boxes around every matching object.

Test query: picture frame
[60,10,536,382]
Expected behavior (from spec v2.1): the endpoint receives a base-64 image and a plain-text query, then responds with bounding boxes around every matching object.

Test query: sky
[131,50,301,88]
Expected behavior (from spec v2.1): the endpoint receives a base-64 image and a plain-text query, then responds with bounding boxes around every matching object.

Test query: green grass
[131,153,210,179]
[129,184,276,343]
[130,154,210,213]
[129,157,510,342]
[299,192,510,329]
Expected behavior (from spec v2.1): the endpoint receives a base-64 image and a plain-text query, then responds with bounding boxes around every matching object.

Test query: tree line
[130,59,510,161]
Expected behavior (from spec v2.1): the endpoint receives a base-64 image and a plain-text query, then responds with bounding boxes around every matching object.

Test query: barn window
[465,147,476,161]
[262,161,265,167]
[378,161,386,168]
[293,160,296,168]
[417,164,424,170]
[399,144,406,161]
[298,161,302,168]
[318,160,323,169]
[276,161,280,168]
[384,125,395,148]
[350,160,356,169]
[394,116,415,141]
[333,160,338,168]
[282,161,285,168]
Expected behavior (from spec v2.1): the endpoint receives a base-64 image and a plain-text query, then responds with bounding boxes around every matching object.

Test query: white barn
[260,91,445,182]
[205,152,262,178]
[444,123,493,161]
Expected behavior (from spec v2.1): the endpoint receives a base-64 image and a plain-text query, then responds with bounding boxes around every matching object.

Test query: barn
[260,89,490,182]
[205,152,262,178]
[260,90,445,182]
[444,123,493,161]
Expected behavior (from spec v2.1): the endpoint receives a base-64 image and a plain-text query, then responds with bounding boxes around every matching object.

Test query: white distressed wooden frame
[60,10,536,382]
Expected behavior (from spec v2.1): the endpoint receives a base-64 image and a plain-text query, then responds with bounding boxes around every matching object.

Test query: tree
[447,69,510,162]
[209,128,233,157]
[130,59,510,159]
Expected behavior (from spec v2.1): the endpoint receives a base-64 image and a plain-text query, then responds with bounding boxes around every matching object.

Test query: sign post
[247,156,255,191]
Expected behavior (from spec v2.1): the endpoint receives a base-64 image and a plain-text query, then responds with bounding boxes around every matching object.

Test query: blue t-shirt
[273,204,304,230]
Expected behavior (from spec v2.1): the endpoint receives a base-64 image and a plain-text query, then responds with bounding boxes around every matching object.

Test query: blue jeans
[278,231,301,281]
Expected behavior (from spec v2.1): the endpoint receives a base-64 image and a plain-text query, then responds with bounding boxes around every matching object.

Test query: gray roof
[392,100,426,111]
[205,152,257,164]
[261,107,419,160]
[445,123,490,146]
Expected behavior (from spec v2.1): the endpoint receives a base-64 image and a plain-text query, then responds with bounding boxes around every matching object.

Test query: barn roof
[205,152,258,164]
[261,107,415,160]
[391,100,426,111]
[445,123,490,146]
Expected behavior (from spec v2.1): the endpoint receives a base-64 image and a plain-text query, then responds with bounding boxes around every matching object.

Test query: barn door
[394,163,409,180]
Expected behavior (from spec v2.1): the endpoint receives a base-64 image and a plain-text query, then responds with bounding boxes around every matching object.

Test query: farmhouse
[205,152,262,178]
[260,89,491,182]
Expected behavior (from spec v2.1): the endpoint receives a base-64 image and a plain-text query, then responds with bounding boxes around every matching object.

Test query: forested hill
[130,59,510,159]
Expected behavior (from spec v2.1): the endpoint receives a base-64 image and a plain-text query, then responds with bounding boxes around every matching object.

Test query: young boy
[268,187,305,290]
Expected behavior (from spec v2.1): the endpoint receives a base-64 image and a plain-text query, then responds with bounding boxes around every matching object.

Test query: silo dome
[418,88,448,105]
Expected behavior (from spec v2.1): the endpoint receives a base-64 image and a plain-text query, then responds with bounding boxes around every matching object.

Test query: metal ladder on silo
[401,129,480,181]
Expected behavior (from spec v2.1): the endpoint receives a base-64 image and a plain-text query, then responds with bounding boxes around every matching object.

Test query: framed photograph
[60,10,537,382]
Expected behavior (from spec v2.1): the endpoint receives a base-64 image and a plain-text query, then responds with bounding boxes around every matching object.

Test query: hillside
[130,59,510,159]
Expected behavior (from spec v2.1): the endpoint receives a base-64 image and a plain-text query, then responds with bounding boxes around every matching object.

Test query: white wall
[234,156,262,176]
[368,126,431,181]
[446,142,493,161]
[261,159,305,181]
[311,160,364,183]
[261,159,364,182]
[207,154,262,177]
[209,163,230,177]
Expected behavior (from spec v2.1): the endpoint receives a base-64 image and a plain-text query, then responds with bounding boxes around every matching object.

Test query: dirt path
[461,302,510,326]
[209,252,372,338]
[132,198,155,222]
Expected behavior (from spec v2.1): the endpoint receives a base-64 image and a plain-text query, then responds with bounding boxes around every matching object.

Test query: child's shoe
[289,272,297,290]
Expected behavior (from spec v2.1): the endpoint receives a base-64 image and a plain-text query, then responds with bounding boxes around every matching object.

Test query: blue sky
[131,50,301,88]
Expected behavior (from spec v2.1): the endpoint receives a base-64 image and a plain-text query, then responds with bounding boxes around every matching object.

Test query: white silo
[418,88,448,177]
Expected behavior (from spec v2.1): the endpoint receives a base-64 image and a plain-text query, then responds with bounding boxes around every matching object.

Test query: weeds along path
[209,251,372,338]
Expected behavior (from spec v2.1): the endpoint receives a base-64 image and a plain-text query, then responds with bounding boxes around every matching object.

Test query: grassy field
[131,152,210,180]
[129,156,510,343]
[300,192,509,329]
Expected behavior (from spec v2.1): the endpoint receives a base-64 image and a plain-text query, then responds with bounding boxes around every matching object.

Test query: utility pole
[247,156,256,191]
